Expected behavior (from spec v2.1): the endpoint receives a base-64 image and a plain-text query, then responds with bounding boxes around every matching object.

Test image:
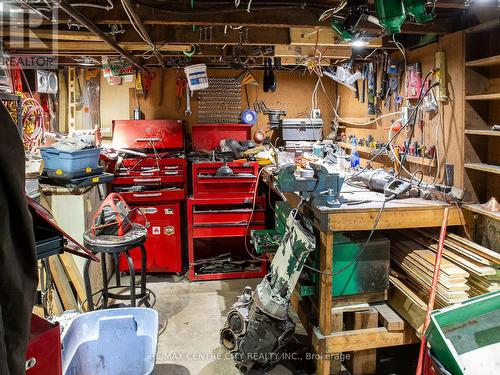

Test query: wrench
[185,85,192,116]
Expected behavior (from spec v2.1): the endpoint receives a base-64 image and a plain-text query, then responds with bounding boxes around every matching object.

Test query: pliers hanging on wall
[176,78,187,112]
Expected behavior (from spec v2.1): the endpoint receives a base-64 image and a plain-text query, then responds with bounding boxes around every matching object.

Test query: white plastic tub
[184,64,209,90]
[61,308,159,375]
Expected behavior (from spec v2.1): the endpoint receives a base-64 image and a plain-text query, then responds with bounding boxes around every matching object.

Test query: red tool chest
[112,119,184,150]
[26,314,62,375]
[120,201,182,272]
[187,196,267,281]
[108,119,186,273]
[187,124,267,281]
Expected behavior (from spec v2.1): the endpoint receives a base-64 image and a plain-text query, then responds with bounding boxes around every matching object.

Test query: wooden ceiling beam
[5,39,191,52]
[3,3,455,34]
[0,27,101,41]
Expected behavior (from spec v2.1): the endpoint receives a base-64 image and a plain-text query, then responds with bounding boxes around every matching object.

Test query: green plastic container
[374,0,407,35]
[297,232,390,298]
[426,291,500,375]
[402,0,435,23]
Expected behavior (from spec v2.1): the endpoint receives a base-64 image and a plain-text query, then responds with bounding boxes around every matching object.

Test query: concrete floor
[146,275,296,375]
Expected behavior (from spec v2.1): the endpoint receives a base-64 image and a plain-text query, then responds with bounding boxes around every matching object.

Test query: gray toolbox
[280,117,323,141]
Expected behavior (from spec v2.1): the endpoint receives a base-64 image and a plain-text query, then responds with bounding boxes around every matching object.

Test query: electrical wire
[244,165,275,261]
[317,76,402,126]
[121,0,162,60]
[394,81,439,180]
[72,0,114,10]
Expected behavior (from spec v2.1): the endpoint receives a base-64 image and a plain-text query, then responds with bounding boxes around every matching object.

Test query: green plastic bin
[426,290,500,375]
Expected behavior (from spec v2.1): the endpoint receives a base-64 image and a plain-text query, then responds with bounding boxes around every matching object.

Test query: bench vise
[276,162,344,208]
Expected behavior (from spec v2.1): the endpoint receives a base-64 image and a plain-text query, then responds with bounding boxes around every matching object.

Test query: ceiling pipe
[121,0,166,68]
[56,0,148,73]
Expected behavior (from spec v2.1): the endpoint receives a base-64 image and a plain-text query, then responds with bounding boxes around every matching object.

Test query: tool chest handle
[132,192,162,197]
[133,178,162,183]
[134,137,161,142]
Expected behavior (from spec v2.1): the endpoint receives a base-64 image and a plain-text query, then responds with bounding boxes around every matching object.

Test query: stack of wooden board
[389,232,470,308]
[387,230,500,336]
[409,229,500,297]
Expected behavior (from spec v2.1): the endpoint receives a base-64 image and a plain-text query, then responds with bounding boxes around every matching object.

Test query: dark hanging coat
[0,101,38,374]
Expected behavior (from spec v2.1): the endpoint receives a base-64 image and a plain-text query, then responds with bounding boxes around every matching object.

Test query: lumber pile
[387,229,500,307]
[387,230,500,335]
[35,251,89,318]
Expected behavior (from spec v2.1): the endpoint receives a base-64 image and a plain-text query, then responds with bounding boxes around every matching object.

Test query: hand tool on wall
[269,58,277,92]
[360,64,367,103]
[263,58,270,92]
[176,77,187,111]
[367,62,376,115]
[185,85,192,116]
[418,108,424,145]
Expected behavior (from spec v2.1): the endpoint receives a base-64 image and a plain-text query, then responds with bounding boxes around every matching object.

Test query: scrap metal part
[221,212,316,374]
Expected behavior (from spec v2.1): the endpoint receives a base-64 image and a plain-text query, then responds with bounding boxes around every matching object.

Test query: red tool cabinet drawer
[120,202,182,273]
[112,175,184,185]
[114,158,185,176]
[192,162,259,199]
[115,168,184,178]
[118,188,185,203]
[192,223,265,238]
[26,314,62,375]
[193,207,265,225]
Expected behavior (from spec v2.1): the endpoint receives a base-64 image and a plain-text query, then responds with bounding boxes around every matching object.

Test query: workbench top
[261,167,462,232]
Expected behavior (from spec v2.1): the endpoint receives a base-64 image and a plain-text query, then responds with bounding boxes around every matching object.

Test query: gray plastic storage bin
[41,147,100,172]
[61,308,159,375]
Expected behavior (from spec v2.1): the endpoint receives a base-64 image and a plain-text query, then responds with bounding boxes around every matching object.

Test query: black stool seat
[84,224,147,253]
[83,224,149,311]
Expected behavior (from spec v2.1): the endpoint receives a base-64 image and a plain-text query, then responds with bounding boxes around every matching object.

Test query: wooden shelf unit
[465,93,500,101]
[463,203,500,221]
[464,162,500,175]
[465,54,500,68]
[463,22,500,206]
[465,129,500,136]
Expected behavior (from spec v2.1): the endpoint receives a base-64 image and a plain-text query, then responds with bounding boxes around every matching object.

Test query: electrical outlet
[445,164,454,186]
[311,109,321,119]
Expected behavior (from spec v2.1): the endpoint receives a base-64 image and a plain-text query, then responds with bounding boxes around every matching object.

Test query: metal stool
[83,224,149,311]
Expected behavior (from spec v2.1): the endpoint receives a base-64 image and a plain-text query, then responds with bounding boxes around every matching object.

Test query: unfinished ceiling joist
[7,3,456,35]
[289,28,383,48]
[120,0,166,68]
[5,40,191,53]
[56,0,148,73]
[274,45,352,60]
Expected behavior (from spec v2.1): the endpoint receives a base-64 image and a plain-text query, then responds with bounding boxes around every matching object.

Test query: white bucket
[184,64,209,91]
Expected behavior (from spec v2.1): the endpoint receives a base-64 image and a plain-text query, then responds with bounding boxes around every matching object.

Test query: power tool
[91,193,133,236]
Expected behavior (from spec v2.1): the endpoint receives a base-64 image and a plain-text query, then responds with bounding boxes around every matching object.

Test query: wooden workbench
[261,168,462,375]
